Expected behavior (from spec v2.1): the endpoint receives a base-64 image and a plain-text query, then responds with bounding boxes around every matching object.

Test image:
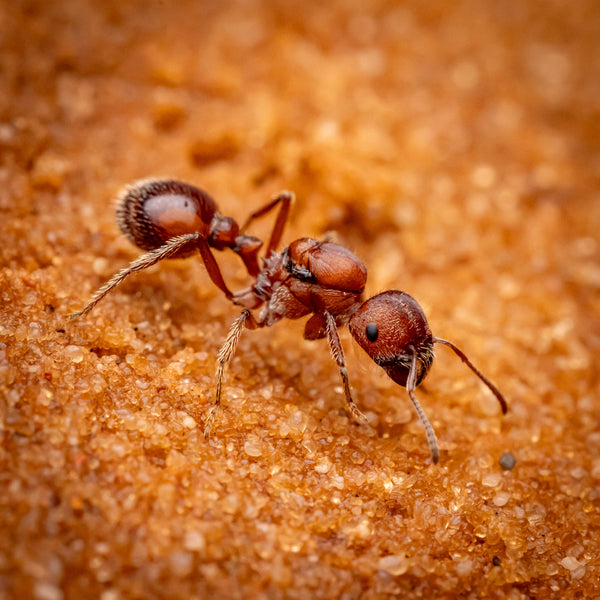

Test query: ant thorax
[252,252,287,304]
[250,239,367,330]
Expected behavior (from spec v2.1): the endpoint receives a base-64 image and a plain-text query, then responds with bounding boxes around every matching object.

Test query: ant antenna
[432,337,507,414]
[406,347,440,464]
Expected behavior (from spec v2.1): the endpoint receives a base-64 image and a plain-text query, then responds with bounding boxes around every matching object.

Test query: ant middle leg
[324,311,369,426]
[204,309,258,438]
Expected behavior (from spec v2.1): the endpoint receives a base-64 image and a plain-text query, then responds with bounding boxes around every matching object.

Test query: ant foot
[203,405,219,439]
[348,403,369,426]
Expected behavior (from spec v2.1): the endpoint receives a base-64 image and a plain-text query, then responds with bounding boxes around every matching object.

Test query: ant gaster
[72,179,507,464]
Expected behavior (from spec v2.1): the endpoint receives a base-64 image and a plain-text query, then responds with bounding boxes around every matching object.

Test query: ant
[72,179,507,464]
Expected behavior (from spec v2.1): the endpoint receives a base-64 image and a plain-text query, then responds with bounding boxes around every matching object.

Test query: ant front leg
[324,312,369,426]
[240,191,294,255]
[204,309,258,438]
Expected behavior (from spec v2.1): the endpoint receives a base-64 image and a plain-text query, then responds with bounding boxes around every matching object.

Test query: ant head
[116,179,216,256]
[349,290,434,387]
[349,290,508,418]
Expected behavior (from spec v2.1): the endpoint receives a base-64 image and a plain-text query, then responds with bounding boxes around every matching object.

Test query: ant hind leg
[240,191,295,255]
[71,233,203,318]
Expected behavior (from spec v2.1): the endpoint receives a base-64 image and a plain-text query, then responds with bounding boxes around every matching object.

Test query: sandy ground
[1,1,599,598]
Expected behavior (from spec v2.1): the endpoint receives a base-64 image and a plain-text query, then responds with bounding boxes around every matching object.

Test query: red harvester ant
[72,179,507,464]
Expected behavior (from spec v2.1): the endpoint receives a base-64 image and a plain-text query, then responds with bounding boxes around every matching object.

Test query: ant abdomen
[116,179,218,257]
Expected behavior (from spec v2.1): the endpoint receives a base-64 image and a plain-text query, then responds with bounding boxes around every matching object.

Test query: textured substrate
[1,1,599,598]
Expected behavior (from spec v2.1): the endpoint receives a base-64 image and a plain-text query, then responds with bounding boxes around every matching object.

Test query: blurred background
[1,1,599,598]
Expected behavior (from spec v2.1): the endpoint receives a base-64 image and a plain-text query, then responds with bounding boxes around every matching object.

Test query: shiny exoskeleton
[72,179,293,315]
[72,178,507,464]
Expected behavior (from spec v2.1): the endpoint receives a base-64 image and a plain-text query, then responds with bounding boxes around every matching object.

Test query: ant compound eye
[366,323,379,342]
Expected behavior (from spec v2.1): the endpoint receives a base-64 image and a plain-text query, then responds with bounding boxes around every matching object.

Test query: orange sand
[1,1,599,598]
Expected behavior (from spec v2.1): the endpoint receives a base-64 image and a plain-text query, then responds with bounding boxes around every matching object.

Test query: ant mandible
[72,179,507,464]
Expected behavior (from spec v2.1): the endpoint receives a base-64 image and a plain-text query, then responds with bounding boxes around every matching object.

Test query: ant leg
[240,191,294,255]
[432,337,507,414]
[195,235,234,300]
[406,347,439,464]
[71,233,203,318]
[204,309,257,438]
[324,311,369,426]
